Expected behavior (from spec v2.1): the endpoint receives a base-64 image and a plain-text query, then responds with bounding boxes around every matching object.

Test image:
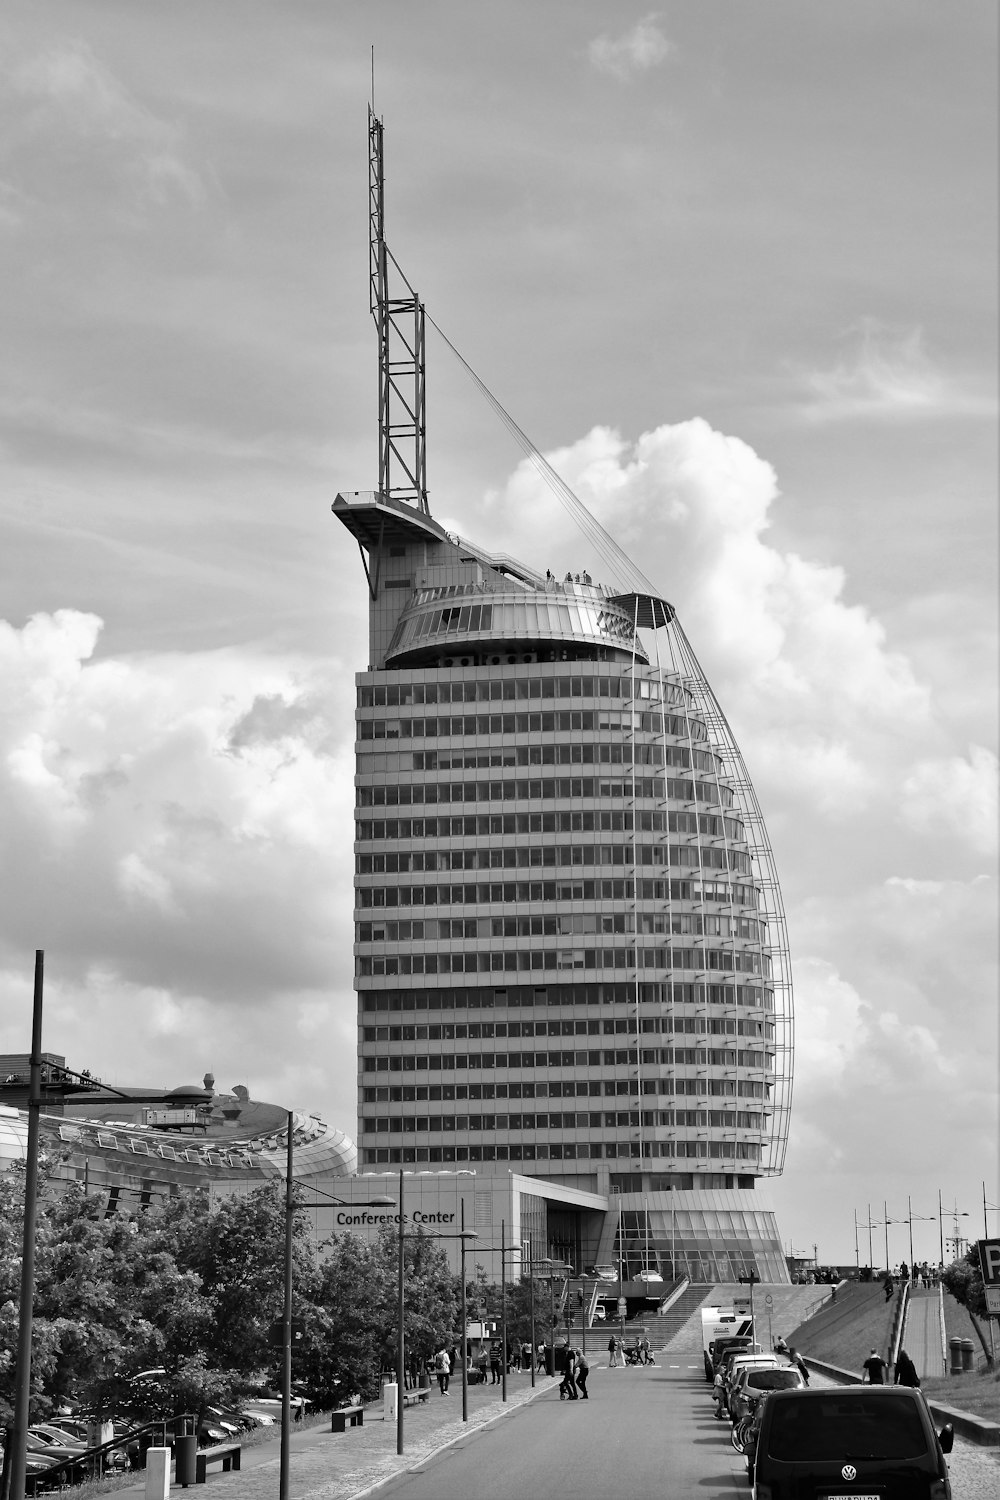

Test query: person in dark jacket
[894,1348,920,1387]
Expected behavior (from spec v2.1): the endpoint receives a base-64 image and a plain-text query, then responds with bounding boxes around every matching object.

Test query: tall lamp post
[523,1240,536,1389]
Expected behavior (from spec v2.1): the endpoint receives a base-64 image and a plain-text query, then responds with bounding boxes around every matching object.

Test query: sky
[0,1,996,1270]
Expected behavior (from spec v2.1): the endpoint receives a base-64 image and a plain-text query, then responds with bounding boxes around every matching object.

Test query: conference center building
[333,488,794,1285]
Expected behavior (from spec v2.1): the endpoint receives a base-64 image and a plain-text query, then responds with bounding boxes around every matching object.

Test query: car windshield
[749,1370,802,1390]
[767,1395,929,1461]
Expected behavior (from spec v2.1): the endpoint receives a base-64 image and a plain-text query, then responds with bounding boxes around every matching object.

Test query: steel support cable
[426,312,660,597]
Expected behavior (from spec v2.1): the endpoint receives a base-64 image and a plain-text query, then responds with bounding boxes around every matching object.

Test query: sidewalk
[108,1371,555,1500]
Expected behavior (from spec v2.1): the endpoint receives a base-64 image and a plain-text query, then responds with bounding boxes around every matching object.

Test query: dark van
[751,1385,953,1499]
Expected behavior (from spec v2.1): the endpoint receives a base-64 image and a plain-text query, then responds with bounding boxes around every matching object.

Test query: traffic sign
[617,1297,627,1316]
[764,1294,773,1306]
[977,1239,1000,1315]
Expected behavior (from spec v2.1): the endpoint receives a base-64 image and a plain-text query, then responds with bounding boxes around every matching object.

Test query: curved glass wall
[386,584,648,666]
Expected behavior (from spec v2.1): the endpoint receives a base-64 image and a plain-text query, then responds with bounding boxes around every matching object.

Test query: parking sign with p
[977,1239,1000,1315]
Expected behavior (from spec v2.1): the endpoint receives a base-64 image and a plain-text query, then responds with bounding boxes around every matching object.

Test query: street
[373,1365,749,1500]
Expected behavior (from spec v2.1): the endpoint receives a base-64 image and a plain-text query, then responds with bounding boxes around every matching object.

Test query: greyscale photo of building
[325,108,796,1289]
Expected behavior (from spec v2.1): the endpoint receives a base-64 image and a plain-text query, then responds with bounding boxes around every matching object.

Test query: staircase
[650,1285,717,1353]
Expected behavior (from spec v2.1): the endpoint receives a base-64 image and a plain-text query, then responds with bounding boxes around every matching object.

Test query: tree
[941,1248,994,1369]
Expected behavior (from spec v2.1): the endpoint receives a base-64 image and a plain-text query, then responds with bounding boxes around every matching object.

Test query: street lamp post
[501,1219,507,1404]
[396,1169,404,1455]
[523,1240,535,1390]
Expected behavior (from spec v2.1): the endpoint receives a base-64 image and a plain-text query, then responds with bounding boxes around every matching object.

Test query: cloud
[798,320,997,423]
[900,746,999,857]
[588,15,672,80]
[480,417,939,817]
[0,610,354,1004]
[2,38,206,211]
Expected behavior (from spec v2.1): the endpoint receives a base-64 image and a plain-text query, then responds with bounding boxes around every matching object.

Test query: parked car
[635,1269,663,1284]
[750,1385,953,1498]
[27,1424,85,1450]
[586,1265,618,1281]
[710,1334,758,1378]
[729,1364,804,1424]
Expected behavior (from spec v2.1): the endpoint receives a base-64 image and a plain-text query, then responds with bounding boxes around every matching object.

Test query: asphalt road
[371,1365,750,1500]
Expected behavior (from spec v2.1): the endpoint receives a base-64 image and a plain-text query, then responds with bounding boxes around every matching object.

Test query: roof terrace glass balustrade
[385,586,649,666]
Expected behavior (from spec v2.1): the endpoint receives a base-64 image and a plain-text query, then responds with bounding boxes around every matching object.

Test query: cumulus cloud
[0,609,354,1011]
[480,416,937,816]
[588,15,672,80]
[798,320,997,423]
[900,746,998,856]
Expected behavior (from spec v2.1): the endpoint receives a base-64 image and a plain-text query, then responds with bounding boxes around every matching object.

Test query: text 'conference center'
[334,489,794,1284]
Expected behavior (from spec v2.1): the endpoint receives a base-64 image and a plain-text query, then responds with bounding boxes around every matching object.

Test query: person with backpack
[574,1348,590,1399]
[434,1346,450,1395]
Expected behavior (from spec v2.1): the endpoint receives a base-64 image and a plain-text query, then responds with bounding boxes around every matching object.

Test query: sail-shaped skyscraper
[333,110,793,1283]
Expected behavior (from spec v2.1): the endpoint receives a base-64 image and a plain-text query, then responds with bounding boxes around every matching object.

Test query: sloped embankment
[787,1283,892,1370]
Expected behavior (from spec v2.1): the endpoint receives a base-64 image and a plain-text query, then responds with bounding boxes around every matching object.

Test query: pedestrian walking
[434,1346,451,1395]
[489,1341,502,1384]
[641,1334,654,1366]
[894,1349,920,1388]
[862,1348,887,1384]
[608,1333,618,1368]
[575,1348,590,1399]
[787,1346,809,1384]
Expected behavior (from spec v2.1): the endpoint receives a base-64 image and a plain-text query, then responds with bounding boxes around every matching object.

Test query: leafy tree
[941,1248,988,1319]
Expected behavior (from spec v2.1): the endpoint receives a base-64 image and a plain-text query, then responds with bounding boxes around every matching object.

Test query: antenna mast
[368,107,428,513]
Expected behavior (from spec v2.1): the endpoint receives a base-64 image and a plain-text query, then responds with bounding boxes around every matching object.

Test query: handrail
[888,1281,910,1369]
[26,1413,198,1495]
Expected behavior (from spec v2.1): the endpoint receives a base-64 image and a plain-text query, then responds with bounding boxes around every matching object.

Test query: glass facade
[334,490,793,1280]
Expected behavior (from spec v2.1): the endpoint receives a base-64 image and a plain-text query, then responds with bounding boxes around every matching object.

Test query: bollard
[960,1337,975,1372]
[948,1337,963,1375]
[383,1381,398,1423]
[144,1447,170,1500]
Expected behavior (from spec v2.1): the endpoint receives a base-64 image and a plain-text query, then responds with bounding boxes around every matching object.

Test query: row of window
[358,710,707,741]
[388,744,717,772]
[360,912,762,941]
[391,596,640,649]
[360,1078,768,1101]
[362,1015,772,1041]
[357,877,761,909]
[357,776,734,808]
[355,810,744,840]
[362,1109,764,1133]
[360,1139,761,1164]
[357,946,769,978]
[358,674,690,708]
[355,843,751,876]
[362,1046,772,1072]
[358,981,773,1012]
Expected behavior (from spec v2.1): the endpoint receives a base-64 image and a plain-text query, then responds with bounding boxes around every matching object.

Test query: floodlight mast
[368,107,428,513]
